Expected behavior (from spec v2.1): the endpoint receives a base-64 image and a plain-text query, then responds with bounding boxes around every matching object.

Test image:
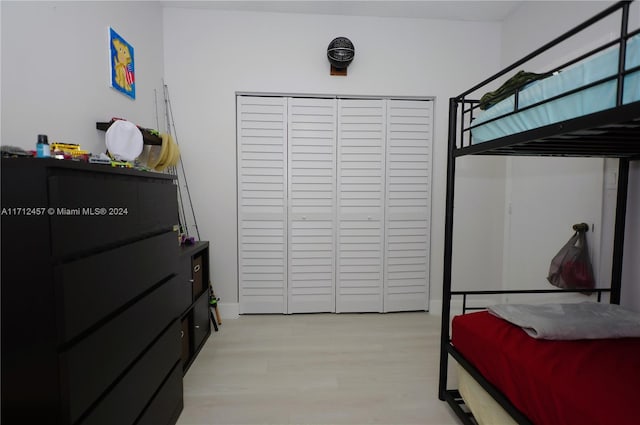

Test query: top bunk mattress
[471,33,640,144]
[451,310,640,425]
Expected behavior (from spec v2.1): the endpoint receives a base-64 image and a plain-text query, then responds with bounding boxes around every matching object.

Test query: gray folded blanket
[488,302,640,340]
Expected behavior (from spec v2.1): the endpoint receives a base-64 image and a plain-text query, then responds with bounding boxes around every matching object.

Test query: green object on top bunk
[479,70,552,110]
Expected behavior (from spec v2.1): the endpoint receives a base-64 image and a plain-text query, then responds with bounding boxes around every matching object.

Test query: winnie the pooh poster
[109,27,135,99]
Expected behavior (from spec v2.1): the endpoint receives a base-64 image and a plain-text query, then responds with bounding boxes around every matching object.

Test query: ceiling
[161,1,524,22]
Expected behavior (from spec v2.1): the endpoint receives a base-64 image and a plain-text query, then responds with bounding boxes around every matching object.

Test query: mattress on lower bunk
[451,310,640,425]
[471,33,640,143]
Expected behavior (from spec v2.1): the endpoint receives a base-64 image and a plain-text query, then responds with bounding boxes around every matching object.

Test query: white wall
[162,7,506,312]
[1,1,165,153]
[500,1,640,309]
[5,1,633,315]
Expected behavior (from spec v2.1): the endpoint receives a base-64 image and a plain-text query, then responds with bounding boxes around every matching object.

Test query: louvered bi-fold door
[384,100,433,312]
[287,98,337,313]
[336,99,386,312]
[237,96,288,314]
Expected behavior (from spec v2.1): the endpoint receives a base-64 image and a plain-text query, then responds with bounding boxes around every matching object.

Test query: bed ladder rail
[451,288,612,314]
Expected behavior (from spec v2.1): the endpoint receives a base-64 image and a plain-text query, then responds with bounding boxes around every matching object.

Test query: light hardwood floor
[176,312,462,425]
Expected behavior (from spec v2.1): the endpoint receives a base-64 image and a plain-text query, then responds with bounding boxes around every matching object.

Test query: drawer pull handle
[195,325,200,329]
[181,330,184,338]
[193,264,201,273]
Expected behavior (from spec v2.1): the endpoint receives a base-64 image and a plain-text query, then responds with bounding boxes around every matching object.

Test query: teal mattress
[471,34,640,144]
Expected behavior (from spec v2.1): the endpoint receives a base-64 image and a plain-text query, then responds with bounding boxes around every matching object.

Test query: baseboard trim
[225,300,493,318]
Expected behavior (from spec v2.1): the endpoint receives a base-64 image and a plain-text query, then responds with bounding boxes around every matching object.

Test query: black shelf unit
[179,241,212,373]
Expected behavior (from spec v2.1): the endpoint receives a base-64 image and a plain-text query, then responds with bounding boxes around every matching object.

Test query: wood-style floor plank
[177,312,461,425]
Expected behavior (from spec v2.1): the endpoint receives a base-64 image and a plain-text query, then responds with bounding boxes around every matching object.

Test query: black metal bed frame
[438,1,640,423]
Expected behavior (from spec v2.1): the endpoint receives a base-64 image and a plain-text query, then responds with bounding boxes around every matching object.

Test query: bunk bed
[439,1,640,424]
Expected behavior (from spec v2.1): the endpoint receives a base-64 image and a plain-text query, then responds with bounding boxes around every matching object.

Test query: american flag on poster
[126,63,135,86]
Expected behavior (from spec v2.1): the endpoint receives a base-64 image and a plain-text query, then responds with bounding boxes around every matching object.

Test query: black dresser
[1,158,189,425]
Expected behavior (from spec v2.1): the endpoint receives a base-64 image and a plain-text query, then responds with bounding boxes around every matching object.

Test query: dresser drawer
[61,276,184,423]
[55,231,179,343]
[137,361,184,425]
[48,171,177,258]
[138,180,180,236]
[77,320,181,425]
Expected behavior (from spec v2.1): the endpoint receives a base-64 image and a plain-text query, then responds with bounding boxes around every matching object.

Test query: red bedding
[452,311,640,425]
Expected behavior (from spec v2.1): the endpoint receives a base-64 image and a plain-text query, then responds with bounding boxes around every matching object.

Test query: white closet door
[384,100,433,312]
[237,96,288,314]
[336,99,386,312]
[287,98,337,313]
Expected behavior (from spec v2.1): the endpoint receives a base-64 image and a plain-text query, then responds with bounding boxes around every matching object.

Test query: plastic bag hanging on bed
[547,224,595,291]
